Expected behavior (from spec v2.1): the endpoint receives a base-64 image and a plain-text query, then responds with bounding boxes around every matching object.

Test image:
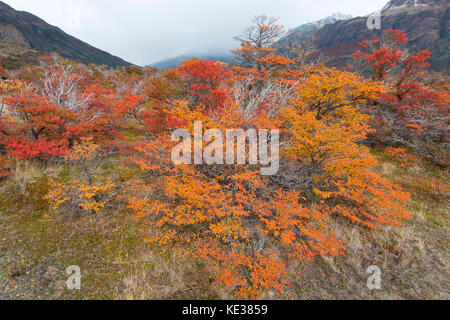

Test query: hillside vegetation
[0,16,448,299]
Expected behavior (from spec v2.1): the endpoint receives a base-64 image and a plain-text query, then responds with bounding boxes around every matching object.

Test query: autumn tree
[46,136,116,214]
[282,31,326,75]
[126,100,347,298]
[353,30,449,165]
[126,60,411,298]
[0,79,24,176]
[293,68,383,120]
[0,58,148,164]
[373,81,449,165]
[281,68,411,229]
[231,17,300,118]
[1,90,71,160]
[176,58,233,111]
[232,15,285,71]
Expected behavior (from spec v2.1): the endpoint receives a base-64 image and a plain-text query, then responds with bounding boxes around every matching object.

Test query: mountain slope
[152,13,353,69]
[279,0,449,70]
[0,1,131,67]
[276,13,352,48]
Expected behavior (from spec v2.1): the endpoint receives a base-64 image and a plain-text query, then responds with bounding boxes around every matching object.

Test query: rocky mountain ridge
[0,1,131,67]
[278,0,449,70]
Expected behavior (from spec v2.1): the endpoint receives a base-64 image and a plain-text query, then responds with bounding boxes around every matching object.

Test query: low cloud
[3,0,387,65]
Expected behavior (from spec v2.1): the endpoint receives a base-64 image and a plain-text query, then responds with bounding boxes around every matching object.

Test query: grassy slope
[0,154,448,300]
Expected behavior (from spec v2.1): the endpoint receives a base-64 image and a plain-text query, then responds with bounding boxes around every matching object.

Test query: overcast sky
[3,0,388,66]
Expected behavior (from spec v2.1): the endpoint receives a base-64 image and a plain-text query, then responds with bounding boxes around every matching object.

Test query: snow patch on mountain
[280,13,352,40]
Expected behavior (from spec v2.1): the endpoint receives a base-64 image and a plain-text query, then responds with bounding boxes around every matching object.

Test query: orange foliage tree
[45,136,116,214]
[282,68,411,229]
[125,58,411,297]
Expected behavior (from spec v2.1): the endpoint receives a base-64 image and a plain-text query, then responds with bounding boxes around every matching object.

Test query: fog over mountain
[1,0,387,66]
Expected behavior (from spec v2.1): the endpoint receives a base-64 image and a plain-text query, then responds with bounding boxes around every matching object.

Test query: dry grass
[113,250,203,300]
[1,156,448,300]
[278,157,449,300]
[11,161,62,193]
[0,160,215,300]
